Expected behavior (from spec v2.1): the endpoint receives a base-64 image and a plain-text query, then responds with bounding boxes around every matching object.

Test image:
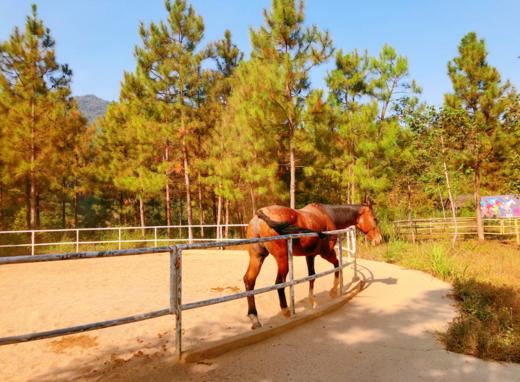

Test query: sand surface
[1,251,519,381]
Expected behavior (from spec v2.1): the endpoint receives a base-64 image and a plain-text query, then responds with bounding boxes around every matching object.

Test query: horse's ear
[365,196,374,208]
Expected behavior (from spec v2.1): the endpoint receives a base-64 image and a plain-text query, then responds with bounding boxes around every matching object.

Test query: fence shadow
[30,262,520,382]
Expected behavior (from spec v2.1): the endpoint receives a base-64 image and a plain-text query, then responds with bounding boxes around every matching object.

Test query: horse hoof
[281,308,291,318]
[248,314,262,330]
[308,297,316,309]
[251,322,262,330]
[329,288,338,298]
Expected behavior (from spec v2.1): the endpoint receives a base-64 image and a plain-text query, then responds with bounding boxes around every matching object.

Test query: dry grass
[358,239,520,362]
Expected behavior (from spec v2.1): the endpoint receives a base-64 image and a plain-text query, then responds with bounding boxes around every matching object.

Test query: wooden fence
[393,217,520,244]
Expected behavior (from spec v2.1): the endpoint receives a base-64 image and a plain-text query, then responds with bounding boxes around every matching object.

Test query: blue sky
[1,0,519,105]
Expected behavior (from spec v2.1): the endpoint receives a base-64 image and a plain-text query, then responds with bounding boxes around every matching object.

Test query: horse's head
[356,203,383,245]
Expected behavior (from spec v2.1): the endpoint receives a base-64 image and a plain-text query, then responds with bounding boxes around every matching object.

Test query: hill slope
[76,95,109,123]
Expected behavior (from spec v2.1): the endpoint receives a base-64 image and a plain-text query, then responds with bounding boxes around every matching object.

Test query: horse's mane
[316,204,364,228]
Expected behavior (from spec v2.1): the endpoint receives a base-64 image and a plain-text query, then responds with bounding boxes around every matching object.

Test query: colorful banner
[480,195,520,218]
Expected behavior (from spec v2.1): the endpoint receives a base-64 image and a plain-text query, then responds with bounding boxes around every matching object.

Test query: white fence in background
[394,217,520,243]
[0,224,248,256]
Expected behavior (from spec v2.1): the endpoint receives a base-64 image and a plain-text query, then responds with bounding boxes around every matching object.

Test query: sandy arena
[1,250,520,381]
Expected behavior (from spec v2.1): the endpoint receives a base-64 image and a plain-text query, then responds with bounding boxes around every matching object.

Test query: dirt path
[1,253,519,381]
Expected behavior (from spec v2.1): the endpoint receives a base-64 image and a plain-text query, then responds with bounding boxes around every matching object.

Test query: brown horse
[243,203,382,329]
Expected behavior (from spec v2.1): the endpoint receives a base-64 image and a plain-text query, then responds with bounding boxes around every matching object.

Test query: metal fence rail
[0,227,357,360]
[0,224,248,256]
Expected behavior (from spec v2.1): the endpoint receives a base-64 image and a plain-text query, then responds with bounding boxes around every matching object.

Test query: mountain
[76,95,110,123]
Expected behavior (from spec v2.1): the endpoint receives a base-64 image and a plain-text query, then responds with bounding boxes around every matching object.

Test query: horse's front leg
[321,250,340,298]
[243,244,267,329]
[306,255,316,308]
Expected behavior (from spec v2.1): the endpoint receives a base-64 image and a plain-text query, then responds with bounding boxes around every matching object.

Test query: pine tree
[444,32,512,240]
[0,4,86,229]
[97,72,165,232]
[320,45,420,206]
[203,30,243,233]
[132,0,207,241]
[217,58,287,212]
[250,0,333,208]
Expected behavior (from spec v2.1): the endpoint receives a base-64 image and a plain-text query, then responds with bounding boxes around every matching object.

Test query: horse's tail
[256,209,326,239]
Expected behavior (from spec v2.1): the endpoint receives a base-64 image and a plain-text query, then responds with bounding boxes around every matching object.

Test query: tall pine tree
[133,0,207,241]
[444,32,512,240]
[0,4,85,229]
[250,0,333,208]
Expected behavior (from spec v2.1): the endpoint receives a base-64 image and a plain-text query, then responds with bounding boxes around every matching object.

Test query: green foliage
[428,245,453,279]
[0,4,86,229]
[442,32,516,238]
[250,0,333,207]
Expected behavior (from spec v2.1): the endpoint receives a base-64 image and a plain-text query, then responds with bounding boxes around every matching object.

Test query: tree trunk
[407,183,415,244]
[474,166,485,241]
[178,196,182,238]
[119,193,124,226]
[225,199,230,238]
[249,186,256,215]
[211,191,217,225]
[139,194,145,237]
[198,180,204,238]
[439,189,446,219]
[217,193,222,240]
[30,158,37,229]
[61,180,66,228]
[133,199,139,227]
[164,144,172,236]
[30,97,37,229]
[182,139,193,243]
[352,183,356,204]
[0,182,3,230]
[36,192,40,229]
[289,126,296,209]
[241,203,247,236]
[73,192,78,228]
[441,135,458,246]
[25,179,30,229]
[286,76,296,209]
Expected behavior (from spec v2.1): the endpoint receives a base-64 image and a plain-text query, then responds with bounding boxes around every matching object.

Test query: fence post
[174,248,183,360]
[352,229,358,281]
[287,238,296,316]
[337,234,344,296]
[76,229,79,253]
[31,231,35,256]
[154,227,158,247]
[169,247,182,359]
[346,230,351,262]
[118,228,122,250]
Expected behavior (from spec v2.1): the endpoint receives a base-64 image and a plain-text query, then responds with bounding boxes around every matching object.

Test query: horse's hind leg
[306,255,316,308]
[321,250,340,298]
[243,243,267,329]
[273,254,290,317]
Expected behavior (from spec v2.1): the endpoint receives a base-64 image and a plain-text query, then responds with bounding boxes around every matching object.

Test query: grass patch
[358,239,520,363]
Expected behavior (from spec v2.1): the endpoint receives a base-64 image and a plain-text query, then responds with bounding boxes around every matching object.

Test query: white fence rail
[0,226,357,360]
[0,224,248,256]
[394,217,520,243]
